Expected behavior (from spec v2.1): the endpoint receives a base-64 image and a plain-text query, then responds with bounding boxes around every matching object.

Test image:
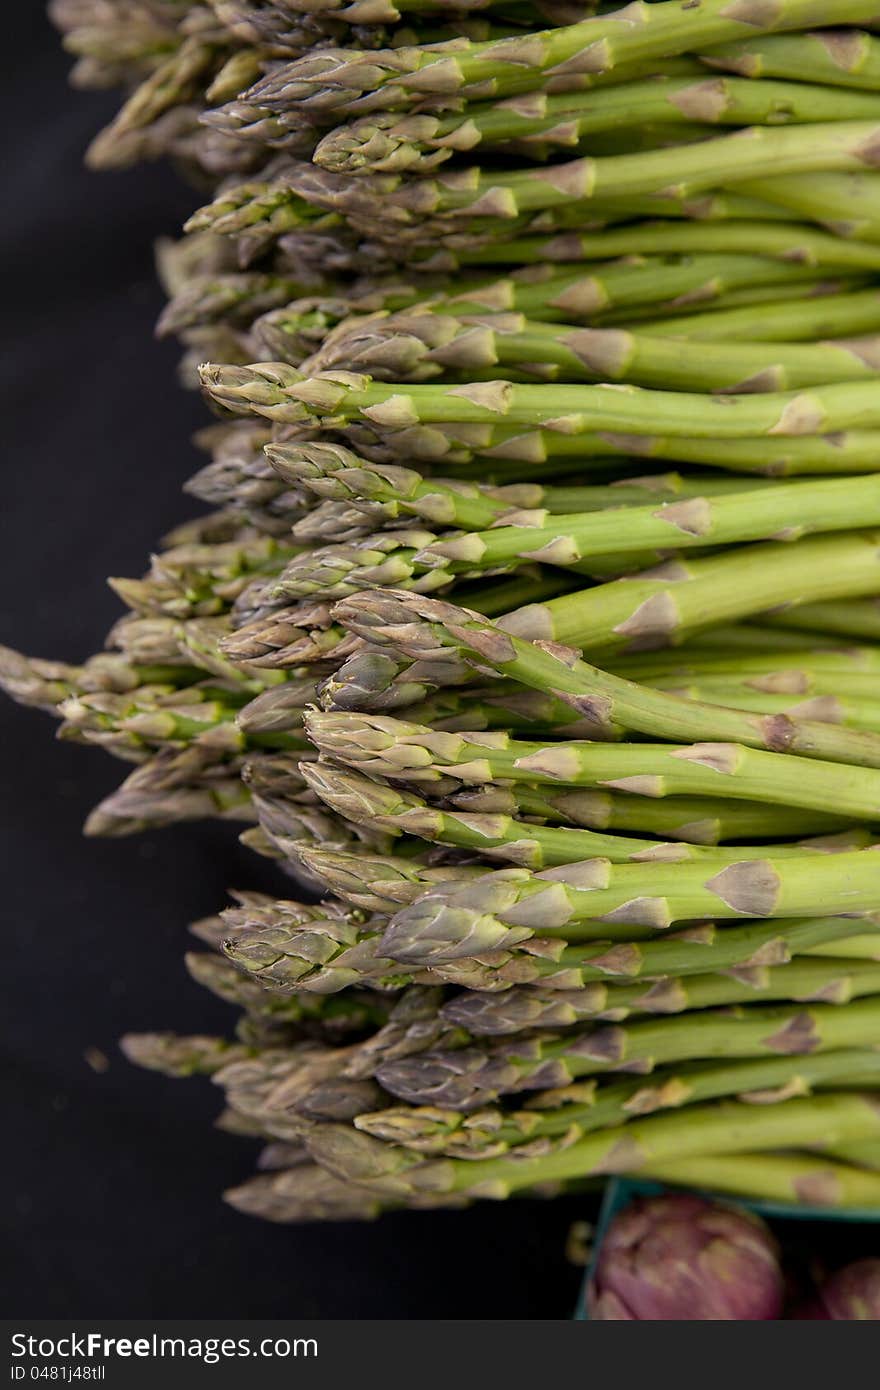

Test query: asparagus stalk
[224,900,880,994]
[265,441,778,529]
[641,287,880,342]
[306,1092,880,1201]
[733,169,880,238]
[761,597,880,641]
[329,417,880,475]
[184,949,393,1034]
[231,0,880,123]
[304,710,880,821]
[610,645,880,682]
[314,76,880,176]
[647,681,880,736]
[443,958,880,1035]
[702,28,880,91]
[292,842,484,912]
[820,1138,880,1170]
[374,998,880,1108]
[120,1031,252,1078]
[157,271,321,336]
[82,745,253,836]
[251,253,848,331]
[454,224,880,272]
[413,479,880,575]
[222,1164,439,1223]
[219,124,880,243]
[333,588,880,768]
[452,782,851,844]
[380,842,880,958]
[200,361,880,438]
[299,757,873,870]
[308,307,880,391]
[639,1151,880,1207]
[357,1048,880,1156]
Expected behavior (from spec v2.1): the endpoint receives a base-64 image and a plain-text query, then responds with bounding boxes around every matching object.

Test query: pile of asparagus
[14,0,880,1220]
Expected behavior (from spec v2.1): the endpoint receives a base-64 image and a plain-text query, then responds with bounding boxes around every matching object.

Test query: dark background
[1,9,586,1317]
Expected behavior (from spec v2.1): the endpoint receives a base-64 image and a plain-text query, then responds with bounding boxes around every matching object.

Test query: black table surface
[0,9,587,1318]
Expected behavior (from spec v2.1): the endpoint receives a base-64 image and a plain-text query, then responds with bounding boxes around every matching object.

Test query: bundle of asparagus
[14,0,880,1223]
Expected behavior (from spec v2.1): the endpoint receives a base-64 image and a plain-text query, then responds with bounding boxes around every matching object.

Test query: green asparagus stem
[233,0,880,123]
[820,1138,880,1170]
[761,597,880,641]
[314,76,880,176]
[204,123,880,244]
[453,781,851,844]
[451,223,880,272]
[304,709,880,821]
[380,841,880,959]
[328,417,880,475]
[413,478,880,578]
[199,361,880,438]
[357,1048,880,1156]
[645,679,880,736]
[292,842,483,912]
[266,441,778,530]
[393,983,855,1105]
[306,1092,880,1200]
[225,903,880,994]
[443,957,880,1035]
[333,588,880,768]
[299,757,873,870]
[309,307,880,391]
[702,28,880,92]
[641,287,880,342]
[638,1151,880,1207]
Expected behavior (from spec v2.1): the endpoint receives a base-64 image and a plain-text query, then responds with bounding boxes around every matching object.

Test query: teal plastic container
[575,1177,880,1319]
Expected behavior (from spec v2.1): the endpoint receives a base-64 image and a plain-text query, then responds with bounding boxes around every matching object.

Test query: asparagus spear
[184,949,394,1034]
[443,958,880,1035]
[266,442,779,529]
[199,361,880,438]
[701,28,880,91]
[358,1048,880,1156]
[451,782,851,844]
[83,745,254,836]
[761,597,880,641]
[646,680,880,736]
[641,287,880,342]
[306,1092,880,1201]
[426,223,880,272]
[224,901,880,994]
[223,1163,469,1221]
[85,34,225,170]
[374,998,880,1110]
[120,1031,252,1077]
[730,174,880,245]
[299,757,874,870]
[205,123,880,243]
[329,417,880,475]
[293,842,484,912]
[308,307,880,390]
[157,270,321,336]
[639,1151,880,1207]
[380,842,880,958]
[334,588,880,768]
[304,710,880,821]
[222,879,706,999]
[230,0,880,123]
[315,76,880,176]
[609,645,880,682]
